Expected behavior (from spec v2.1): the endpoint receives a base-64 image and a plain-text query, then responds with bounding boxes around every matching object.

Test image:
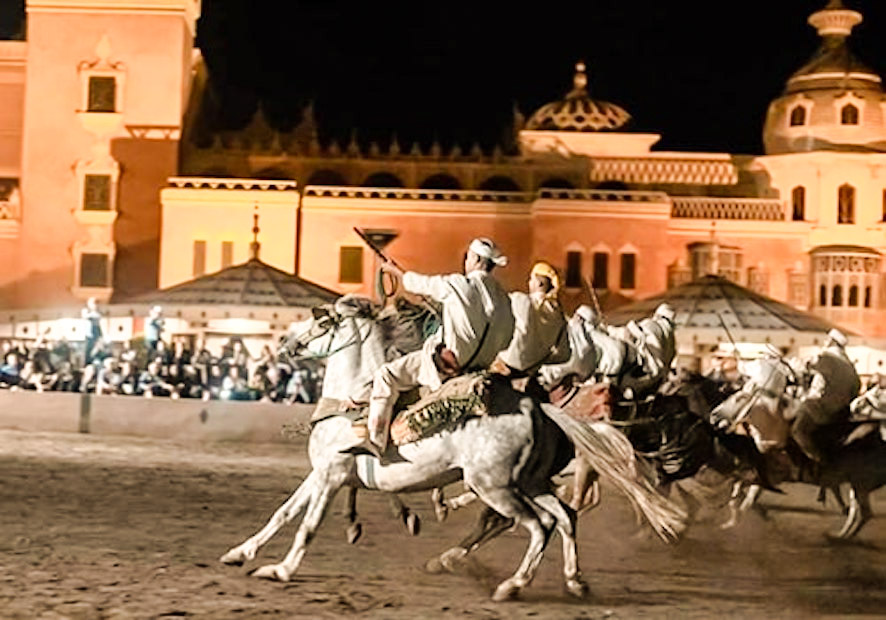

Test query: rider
[791,328,861,463]
[623,303,677,395]
[359,237,515,454]
[495,261,570,382]
[538,304,600,393]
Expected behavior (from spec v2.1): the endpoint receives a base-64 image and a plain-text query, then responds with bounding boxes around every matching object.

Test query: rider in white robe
[792,328,861,462]
[362,238,515,452]
[623,303,676,394]
[538,304,599,390]
[497,261,570,377]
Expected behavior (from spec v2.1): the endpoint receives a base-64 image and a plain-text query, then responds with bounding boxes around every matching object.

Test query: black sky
[3,0,886,154]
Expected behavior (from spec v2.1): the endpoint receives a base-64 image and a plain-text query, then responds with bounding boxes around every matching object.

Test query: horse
[709,356,886,539]
[219,295,686,601]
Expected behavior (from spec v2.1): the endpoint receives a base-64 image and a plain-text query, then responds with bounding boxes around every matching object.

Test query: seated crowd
[0,333,321,403]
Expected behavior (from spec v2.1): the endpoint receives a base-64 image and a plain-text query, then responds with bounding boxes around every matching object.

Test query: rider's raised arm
[402,271,467,303]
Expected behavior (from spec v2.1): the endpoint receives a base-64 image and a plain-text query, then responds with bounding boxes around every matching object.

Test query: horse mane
[377,297,441,360]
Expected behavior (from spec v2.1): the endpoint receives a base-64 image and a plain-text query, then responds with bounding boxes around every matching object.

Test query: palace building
[2,0,886,341]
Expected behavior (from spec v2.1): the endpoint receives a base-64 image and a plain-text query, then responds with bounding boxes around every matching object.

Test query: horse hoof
[346,523,362,545]
[406,512,421,536]
[565,578,590,599]
[251,564,290,581]
[439,547,467,573]
[424,557,445,574]
[492,581,522,602]
[431,489,448,522]
[219,549,245,566]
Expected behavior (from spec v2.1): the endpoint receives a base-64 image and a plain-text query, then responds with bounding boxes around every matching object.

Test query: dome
[763,1,886,155]
[525,62,631,132]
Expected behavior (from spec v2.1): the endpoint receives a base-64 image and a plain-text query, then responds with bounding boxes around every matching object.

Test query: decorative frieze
[589,157,738,185]
[671,197,785,221]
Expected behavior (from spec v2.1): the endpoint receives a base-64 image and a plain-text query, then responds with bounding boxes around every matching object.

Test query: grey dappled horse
[220,295,685,600]
[710,356,886,539]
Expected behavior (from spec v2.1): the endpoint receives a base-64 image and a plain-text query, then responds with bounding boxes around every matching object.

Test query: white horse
[220,296,686,600]
[709,356,886,539]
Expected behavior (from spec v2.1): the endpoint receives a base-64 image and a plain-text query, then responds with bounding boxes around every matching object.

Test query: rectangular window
[221,241,233,269]
[339,246,363,283]
[619,253,636,290]
[87,76,116,113]
[193,240,206,277]
[592,252,608,289]
[80,253,109,287]
[83,174,111,211]
[564,251,582,288]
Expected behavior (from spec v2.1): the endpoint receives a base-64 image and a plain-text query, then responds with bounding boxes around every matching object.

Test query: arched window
[254,167,291,180]
[841,104,859,125]
[419,174,461,190]
[565,251,583,288]
[789,106,806,127]
[539,177,575,190]
[306,169,347,186]
[865,286,872,308]
[792,186,805,221]
[819,284,827,307]
[362,172,404,188]
[849,285,859,307]
[478,176,522,192]
[838,184,855,224]
[832,285,843,307]
[596,180,629,191]
[592,252,609,289]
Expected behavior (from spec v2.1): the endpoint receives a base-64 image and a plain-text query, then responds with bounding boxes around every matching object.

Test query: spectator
[118,360,140,396]
[138,361,175,398]
[81,297,103,363]
[220,365,251,401]
[145,306,164,354]
[95,357,123,396]
[0,351,21,387]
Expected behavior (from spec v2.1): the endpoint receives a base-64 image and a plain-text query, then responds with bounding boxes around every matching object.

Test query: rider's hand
[379,261,404,279]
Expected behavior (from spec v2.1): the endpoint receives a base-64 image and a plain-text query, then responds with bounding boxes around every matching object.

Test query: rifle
[352,228,440,320]
[715,311,741,367]
[581,277,605,323]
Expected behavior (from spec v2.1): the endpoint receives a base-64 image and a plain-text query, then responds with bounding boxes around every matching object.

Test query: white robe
[498,291,570,375]
[402,269,515,391]
[538,315,596,389]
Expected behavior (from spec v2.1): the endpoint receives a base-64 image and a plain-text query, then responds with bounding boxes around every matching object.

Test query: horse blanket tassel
[541,403,688,543]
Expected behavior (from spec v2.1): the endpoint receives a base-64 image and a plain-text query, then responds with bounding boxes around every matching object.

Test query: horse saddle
[389,372,520,446]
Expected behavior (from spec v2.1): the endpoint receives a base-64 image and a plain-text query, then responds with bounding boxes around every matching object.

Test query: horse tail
[540,403,688,543]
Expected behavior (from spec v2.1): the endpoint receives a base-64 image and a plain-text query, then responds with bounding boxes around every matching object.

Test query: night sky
[3,0,886,154]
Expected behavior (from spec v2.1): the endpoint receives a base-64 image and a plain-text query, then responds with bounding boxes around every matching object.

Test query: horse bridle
[280,310,372,364]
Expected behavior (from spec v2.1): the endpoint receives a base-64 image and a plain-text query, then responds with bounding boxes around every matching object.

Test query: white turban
[468,237,508,267]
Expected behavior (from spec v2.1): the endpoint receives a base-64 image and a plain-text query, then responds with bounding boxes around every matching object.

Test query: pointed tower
[18,0,201,307]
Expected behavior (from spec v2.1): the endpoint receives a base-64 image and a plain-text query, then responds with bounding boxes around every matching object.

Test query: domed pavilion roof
[525,62,631,132]
[786,1,881,94]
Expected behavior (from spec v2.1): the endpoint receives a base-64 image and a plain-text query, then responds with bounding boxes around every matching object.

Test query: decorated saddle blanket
[390,371,521,446]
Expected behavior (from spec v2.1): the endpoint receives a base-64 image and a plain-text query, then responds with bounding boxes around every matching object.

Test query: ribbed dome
[526,62,631,132]
[762,1,886,155]
[786,1,881,94]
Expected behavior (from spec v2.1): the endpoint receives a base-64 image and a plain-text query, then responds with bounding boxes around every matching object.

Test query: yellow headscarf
[530,261,560,299]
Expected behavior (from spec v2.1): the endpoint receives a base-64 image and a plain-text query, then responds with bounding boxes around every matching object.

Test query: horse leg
[432,484,481,522]
[425,505,513,574]
[832,485,872,540]
[828,484,848,515]
[387,493,420,536]
[532,494,588,599]
[251,472,342,581]
[344,487,362,544]
[469,486,553,602]
[720,480,746,530]
[220,470,317,565]
[570,457,600,513]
